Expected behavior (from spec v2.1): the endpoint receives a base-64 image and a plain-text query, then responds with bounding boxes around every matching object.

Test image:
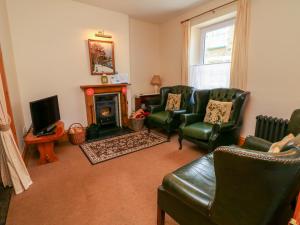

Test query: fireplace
[94,93,121,127]
[80,84,129,127]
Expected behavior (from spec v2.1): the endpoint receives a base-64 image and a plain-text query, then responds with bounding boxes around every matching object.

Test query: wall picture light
[95,30,112,39]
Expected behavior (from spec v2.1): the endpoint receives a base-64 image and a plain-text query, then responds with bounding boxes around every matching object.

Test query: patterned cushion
[170,86,193,110]
[282,134,300,151]
[269,134,295,153]
[204,100,233,124]
[165,93,181,111]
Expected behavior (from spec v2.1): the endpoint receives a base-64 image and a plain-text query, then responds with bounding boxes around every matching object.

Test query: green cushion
[183,122,213,141]
[148,111,169,124]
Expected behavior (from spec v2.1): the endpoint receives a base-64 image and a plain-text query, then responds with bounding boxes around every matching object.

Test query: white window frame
[199,19,235,65]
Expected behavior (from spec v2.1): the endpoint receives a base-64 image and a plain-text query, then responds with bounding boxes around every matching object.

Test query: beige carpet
[7,135,204,225]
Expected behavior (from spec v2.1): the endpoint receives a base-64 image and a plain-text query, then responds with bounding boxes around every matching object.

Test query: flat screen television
[30,95,60,135]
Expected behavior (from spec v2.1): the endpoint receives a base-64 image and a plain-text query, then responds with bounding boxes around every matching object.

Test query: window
[190,19,235,90]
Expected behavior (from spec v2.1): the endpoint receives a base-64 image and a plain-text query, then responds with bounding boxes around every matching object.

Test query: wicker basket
[68,123,86,145]
[129,117,145,131]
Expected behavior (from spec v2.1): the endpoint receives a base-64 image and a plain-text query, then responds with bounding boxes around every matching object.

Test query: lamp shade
[150,75,161,86]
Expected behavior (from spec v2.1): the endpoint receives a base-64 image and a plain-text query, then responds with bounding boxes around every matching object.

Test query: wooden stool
[24,121,65,164]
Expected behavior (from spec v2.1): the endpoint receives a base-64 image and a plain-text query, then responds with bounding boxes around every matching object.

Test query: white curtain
[190,63,231,90]
[0,75,32,194]
[230,0,251,90]
[181,20,191,85]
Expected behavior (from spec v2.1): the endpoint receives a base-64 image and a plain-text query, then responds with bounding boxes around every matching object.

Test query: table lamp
[150,75,161,94]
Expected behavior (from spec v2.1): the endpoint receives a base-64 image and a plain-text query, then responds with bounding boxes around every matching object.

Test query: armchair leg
[157,206,165,225]
[178,136,183,150]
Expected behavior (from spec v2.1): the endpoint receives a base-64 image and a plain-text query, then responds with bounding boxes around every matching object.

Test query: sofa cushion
[148,111,169,124]
[165,93,181,111]
[182,122,213,140]
[204,100,232,124]
[162,153,216,215]
[170,85,194,110]
[269,133,295,153]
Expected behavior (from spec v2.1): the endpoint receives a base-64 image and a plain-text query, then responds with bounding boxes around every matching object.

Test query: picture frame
[88,39,115,75]
[100,75,109,84]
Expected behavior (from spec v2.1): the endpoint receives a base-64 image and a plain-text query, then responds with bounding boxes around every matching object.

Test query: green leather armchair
[146,85,195,141]
[243,109,300,151]
[157,145,300,225]
[179,88,249,151]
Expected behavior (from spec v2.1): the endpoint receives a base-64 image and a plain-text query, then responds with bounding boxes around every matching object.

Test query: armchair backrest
[288,109,300,136]
[159,86,172,107]
[208,88,249,125]
[211,146,300,225]
[159,85,195,111]
[192,88,249,124]
[192,90,210,120]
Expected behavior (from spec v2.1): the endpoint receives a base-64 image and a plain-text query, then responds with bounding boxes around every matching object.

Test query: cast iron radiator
[255,115,289,142]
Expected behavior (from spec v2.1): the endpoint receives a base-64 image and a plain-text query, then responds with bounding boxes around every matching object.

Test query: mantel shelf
[80,83,131,90]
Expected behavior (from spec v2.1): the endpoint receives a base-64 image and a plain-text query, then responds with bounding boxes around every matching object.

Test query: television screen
[30,95,60,135]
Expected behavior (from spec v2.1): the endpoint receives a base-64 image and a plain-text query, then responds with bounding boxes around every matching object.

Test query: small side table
[24,121,65,164]
[135,93,160,111]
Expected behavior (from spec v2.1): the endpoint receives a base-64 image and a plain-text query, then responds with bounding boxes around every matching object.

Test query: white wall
[160,0,300,137]
[160,0,233,87]
[0,0,25,147]
[5,0,300,140]
[243,0,300,135]
[6,0,131,129]
[129,18,161,109]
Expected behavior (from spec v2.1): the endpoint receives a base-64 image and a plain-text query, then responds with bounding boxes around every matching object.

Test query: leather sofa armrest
[180,113,200,127]
[168,109,187,118]
[149,105,164,113]
[209,122,236,142]
[212,121,236,133]
[242,135,272,152]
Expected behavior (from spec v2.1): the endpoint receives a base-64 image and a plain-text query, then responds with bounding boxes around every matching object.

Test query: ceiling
[74,0,209,23]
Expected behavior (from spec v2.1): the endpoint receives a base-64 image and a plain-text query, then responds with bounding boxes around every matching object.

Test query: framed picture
[100,75,109,84]
[88,39,115,75]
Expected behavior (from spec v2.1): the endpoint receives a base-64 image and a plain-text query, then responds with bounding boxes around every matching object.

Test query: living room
[0,0,300,225]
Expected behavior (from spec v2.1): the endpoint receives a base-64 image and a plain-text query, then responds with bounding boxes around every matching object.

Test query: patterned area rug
[80,130,167,165]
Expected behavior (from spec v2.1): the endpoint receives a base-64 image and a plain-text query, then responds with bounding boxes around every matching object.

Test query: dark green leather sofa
[179,88,249,151]
[147,85,195,140]
[243,109,300,151]
[157,145,300,225]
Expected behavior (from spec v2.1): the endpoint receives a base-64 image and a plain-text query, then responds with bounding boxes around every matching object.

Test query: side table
[135,93,160,111]
[24,121,65,164]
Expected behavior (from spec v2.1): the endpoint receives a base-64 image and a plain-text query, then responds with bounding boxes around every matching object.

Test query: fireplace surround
[80,84,129,127]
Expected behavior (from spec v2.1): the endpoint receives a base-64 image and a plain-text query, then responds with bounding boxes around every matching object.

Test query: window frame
[199,18,235,65]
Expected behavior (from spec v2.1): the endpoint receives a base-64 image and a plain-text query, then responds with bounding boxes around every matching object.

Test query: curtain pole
[181,0,238,24]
